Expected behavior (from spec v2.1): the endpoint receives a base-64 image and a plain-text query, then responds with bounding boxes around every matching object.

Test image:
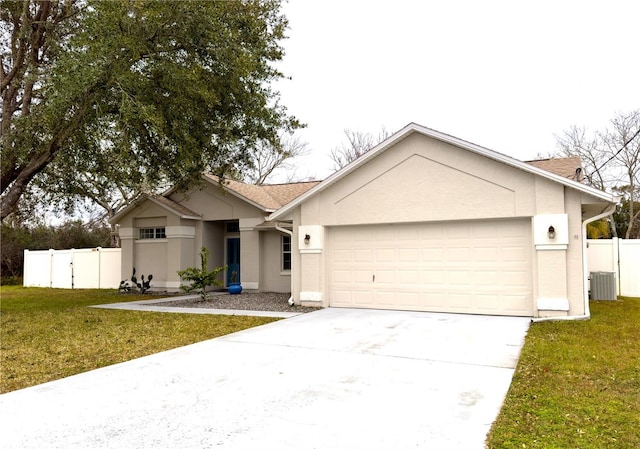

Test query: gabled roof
[268,122,618,221]
[203,174,320,212]
[109,193,200,224]
[148,194,201,219]
[526,157,583,181]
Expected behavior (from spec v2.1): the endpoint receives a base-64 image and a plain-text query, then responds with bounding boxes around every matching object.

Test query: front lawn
[0,286,278,393]
[487,297,640,448]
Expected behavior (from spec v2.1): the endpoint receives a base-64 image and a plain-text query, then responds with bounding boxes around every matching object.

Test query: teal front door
[226,238,240,285]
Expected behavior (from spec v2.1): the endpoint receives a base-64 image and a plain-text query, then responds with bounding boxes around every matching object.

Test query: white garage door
[328,220,533,316]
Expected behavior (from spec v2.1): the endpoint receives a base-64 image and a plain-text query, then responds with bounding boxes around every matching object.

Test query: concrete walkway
[90,295,304,318]
[0,308,530,449]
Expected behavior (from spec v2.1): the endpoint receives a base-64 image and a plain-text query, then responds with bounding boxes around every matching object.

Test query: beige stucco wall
[259,231,291,293]
[565,187,587,315]
[117,201,194,289]
[300,133,540,226]
[203,221,225,274]
[290,132,588,316]
[172,185,262,221]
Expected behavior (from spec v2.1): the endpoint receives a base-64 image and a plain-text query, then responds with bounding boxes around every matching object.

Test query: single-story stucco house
[111,123,618,318]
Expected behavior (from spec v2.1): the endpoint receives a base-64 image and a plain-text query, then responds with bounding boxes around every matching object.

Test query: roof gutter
[274,223,295,306]
[532,203,617,323]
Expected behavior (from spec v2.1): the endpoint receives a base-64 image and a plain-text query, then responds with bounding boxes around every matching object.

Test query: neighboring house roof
[526,157,584,181]
[204,174,320,212]
[269,122,618,221]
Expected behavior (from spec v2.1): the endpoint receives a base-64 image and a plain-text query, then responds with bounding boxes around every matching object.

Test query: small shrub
[178,247,225,300]
[1,276,23,286]
[129,267,153,294]
[118,280,131,293]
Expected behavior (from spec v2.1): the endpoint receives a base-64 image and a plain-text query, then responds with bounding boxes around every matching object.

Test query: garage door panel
[418,223,445,239]
[474,222,499,238]
[422,270,445,285]
[474,246,499,261]
[331,290,352,306]
[472,270,500,285]
[375,248,395,262]
[447,248,470,262]
[374,291,400,306]
[375,270,395,284]
[446,224,471,239]
[332,249,351,263]
[498,294,529,312]
[332,270,352,283]
[501,271,529,287]
[422,248,445,262]
[353,270,373,284]
[502,246,528,262]
[354,290,374,306]
[445,270,472,285]
[354,249,372,262]
[475,294,499,309]
[398,248,419,262]
[398,270,420,284]
[328,220,533,316]
[449,293,473,309]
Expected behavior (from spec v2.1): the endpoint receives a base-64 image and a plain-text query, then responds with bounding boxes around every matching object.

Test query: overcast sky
[272,0,639,182]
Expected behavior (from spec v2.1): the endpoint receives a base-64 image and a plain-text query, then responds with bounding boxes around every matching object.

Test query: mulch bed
[145,291,317,313]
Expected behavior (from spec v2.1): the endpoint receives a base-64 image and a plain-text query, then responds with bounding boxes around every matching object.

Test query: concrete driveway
[0,308,530,449]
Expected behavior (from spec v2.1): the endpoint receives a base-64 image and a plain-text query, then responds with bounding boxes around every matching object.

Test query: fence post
[97,247,102,289]
[612,237,620,296]
[23,249,29,286]
[70,248,75,289]
[49,249,55,288]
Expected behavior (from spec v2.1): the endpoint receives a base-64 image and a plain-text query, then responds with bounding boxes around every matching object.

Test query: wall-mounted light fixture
[304,234,311,245]
[547,225,556,240]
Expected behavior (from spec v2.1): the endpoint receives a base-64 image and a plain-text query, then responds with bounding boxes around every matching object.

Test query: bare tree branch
[246,131,309,185]
[329,127,391,171]
[555,109,640,238]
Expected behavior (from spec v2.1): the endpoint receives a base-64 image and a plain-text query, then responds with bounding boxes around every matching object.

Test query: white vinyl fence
[23,247,122,289]
[587,238,640,297]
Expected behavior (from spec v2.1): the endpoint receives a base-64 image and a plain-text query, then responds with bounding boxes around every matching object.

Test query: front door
[226,237,240,285]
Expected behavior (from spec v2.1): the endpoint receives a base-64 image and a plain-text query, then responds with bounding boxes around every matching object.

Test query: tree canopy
[556,109,640,238]
[1,0,301,221]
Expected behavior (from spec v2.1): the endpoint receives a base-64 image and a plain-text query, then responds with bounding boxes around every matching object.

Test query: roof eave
[146,196,201,220]
[109,195,147,224]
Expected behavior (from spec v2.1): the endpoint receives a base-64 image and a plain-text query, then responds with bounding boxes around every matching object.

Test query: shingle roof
[203,174,320,211]
[261,182,322,207]
[526,157,584,181]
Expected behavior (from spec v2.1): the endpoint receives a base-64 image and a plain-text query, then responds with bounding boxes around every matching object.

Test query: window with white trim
[139,227,166,239]
[282,235,291,271]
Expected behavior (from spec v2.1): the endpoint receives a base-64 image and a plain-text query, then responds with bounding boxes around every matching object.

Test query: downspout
[532,203,617,323]
[275,223,295,306]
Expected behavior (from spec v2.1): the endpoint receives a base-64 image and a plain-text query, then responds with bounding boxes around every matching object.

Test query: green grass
[0,286,278,393]
[487,297,640,448]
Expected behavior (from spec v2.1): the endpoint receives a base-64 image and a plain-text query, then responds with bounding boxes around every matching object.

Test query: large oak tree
[1,0,301,221]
